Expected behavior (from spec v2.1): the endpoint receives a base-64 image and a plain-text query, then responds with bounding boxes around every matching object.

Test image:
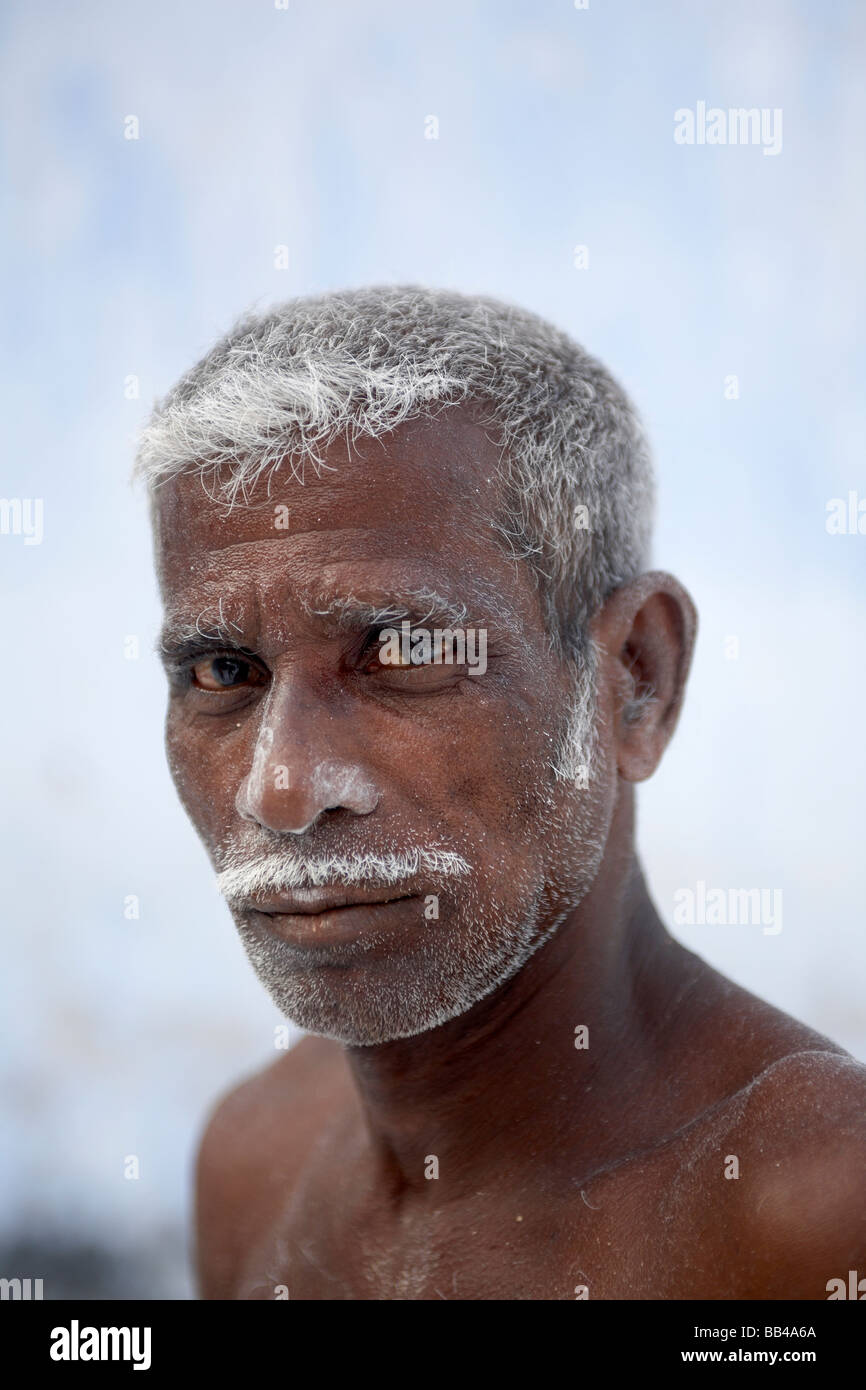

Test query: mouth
[243,884,417,915]
[238,885,425,949]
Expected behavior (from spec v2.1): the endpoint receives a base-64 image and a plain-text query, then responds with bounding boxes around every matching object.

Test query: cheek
[164,708,240,844]
[406,696,561,863]
[479,683,615,888]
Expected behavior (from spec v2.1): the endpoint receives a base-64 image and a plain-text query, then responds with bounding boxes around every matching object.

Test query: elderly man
[136,286,866,1300]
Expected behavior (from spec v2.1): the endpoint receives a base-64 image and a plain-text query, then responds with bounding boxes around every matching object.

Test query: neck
[343,794,693,1202]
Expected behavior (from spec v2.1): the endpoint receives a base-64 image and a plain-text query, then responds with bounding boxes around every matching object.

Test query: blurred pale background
[1,0,863,1297]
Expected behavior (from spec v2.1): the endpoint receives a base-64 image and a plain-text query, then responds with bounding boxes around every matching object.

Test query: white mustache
[216,847,471,902]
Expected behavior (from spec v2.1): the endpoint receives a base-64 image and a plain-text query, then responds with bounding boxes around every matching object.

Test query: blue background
[1,0,863,1296]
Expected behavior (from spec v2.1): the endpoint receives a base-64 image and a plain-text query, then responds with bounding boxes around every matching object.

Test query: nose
[235,684,380,834]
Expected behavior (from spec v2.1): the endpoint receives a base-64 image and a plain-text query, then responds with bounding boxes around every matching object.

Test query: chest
[230,1156,725,1300]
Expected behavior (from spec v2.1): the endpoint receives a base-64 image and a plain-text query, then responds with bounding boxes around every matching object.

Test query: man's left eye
[368,629,432,671]
[191,655,265,691]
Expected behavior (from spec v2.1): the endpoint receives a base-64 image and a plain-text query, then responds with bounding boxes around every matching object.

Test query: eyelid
[361,624,469,672]
[362,619,439,645]
[359,623,424,659]
[161,643,265,679]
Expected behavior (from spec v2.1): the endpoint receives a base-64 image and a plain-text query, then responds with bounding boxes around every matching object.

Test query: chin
[237,898,560,1047]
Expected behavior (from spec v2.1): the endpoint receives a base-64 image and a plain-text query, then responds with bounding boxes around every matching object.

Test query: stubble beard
[229,667,608,1047]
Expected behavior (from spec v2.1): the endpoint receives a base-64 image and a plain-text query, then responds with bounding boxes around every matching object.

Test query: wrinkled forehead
[153,410,496,556]
[150,408,540,629]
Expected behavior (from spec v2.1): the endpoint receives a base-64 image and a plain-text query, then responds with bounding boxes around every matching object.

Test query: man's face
[154,408,616,1045]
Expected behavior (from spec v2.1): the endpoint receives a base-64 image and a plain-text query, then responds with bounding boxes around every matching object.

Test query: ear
[589,572,697,782]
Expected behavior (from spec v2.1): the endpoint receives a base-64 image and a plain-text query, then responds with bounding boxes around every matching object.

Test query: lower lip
[247,895,424,948]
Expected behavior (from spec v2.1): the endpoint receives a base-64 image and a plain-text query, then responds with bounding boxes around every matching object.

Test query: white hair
[216,847,471,902]
[134,285,654,654]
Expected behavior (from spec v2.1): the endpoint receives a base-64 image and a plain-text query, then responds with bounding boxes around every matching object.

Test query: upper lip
[244,885,417,916]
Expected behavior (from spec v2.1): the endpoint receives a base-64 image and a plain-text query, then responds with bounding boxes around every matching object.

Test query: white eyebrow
[158,601,245,653]
[304,588,470,630]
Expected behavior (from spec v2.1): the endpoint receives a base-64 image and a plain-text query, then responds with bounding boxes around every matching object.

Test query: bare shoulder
[733,1046,866,1195]
[194,1035,349,1298]
[733,1046,866,1129]
[683,1048,866,1298]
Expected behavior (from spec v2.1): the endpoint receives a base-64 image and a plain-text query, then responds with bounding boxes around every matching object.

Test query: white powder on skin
[238,734,381,833]
[216,655,607,1047]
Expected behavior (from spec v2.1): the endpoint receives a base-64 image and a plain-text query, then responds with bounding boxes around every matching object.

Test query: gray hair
[134,285,654,656]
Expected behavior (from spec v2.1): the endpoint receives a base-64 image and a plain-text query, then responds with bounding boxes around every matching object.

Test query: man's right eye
[190,654,267,692]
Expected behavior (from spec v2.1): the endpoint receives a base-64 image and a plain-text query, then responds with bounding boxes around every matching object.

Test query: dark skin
[153,407,866,1300]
